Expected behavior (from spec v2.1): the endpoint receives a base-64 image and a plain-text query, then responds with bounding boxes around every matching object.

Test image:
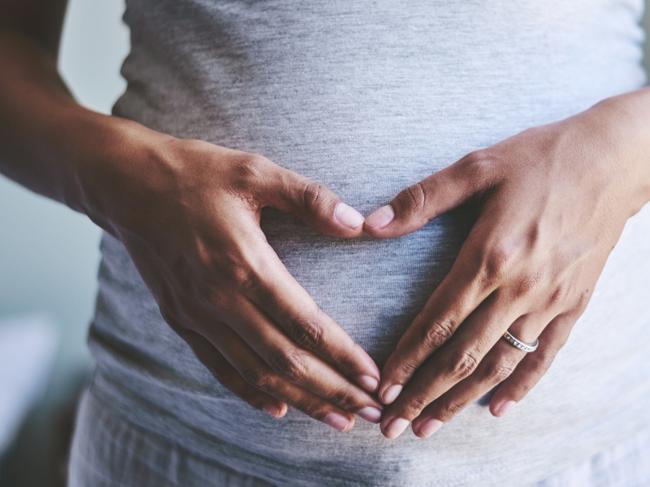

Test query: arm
[0,0,383,430]
[364,89,650,438]
[0,0,89,208]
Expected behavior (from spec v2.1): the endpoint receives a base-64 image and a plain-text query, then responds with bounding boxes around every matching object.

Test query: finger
[262,369,359,432]
[216,295,383,423]
[178,327,288,418]
[488,311,575,416]
[197,318,359,432]
[379,244,492,404]
[411,312,549,438]
[380,291,524,439]
[378,226,502,405]
[259,160,364,237]
[243,234,381,392]
[365,151,496,238]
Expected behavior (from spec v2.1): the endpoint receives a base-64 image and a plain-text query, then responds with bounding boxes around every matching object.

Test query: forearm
[0,30,113,213]
[0,27,169,234]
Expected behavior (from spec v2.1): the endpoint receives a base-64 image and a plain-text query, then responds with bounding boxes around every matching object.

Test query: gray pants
[68,388,650,487]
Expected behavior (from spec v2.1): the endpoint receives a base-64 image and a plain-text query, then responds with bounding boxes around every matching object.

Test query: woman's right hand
[80,121,382,431]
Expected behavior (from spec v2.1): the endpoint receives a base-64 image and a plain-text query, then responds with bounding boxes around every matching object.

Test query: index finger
[378,222,501,403]
[243,230,381,393]
[380,291,524,438]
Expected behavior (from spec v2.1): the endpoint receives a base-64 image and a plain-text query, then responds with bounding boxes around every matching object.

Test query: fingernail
[381,384,403,405]
[494,400,516,417]
[383,417,410,439]
[366,205,394,229]
[263,405,283,418]
[357,374,379,393]
[324,412,352,432]
[415,418,443,438]
[357,406,382,423]
[334,202,365,229]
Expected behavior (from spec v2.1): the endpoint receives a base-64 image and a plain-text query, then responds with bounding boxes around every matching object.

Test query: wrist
[585,90,650,217]
[63,109,176,234]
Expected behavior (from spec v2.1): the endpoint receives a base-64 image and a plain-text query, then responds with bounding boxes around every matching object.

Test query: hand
[364,94,650,439]
[81,124,383,431]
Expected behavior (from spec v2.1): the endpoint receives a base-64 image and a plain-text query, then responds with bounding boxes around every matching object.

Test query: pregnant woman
[2,1,650,485]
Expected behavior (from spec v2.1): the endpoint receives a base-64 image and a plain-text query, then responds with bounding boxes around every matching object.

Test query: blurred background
[0,1,128,485]
[1,1,650,486]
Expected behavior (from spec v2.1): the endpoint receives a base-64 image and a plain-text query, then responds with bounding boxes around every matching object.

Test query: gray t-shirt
[88,1,650,485]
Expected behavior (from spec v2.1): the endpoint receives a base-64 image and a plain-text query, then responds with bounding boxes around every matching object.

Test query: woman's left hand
[364,91,650,439]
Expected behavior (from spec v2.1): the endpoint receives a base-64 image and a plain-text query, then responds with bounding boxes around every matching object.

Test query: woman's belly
[88,1,650,484]
[91,206,650,487]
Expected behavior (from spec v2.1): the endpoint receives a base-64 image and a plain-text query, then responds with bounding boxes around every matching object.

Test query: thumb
[263,162,365,237]
[364,152,491,238]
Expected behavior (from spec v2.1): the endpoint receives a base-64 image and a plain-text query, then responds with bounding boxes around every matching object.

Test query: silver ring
[502,330,539,353]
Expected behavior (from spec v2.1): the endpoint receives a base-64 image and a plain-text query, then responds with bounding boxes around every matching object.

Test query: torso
[89,1,650,485]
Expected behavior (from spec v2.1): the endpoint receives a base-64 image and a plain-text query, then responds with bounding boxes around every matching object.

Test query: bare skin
[365,92,650,439]
[0,0,383,432]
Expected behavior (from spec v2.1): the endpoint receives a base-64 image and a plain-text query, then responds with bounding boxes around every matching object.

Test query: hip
[87,204,650,485]
[69,381,650,487]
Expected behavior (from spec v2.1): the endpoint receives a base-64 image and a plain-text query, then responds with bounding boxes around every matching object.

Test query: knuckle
[301,182,326,212]
[286,313,324,351]
[268,348,308,382]
[525,221,542,250]
[479,244,513,285]
[395,182,427,219]
[403,395,430,417]
[548,282,570,307]
[439,399,466,420]
[421,318,457,350]
[204,284,230,310]
[513,271,543,298]
[483,357,518,383]
[486,246,511,277]
[396,359,419,377]
[237,154,268,182]
[463,149,490,166]
[240,367,275,390]
[447,349,480,379]
[230,154,271,201]
[461,149,494,180]
[226,263,259,292]
[222,249,271,298]
[294,399,320,418]
[405,182,427,213]
[192,237,215,270]
[575,287,592,312]
[328,388,356,410]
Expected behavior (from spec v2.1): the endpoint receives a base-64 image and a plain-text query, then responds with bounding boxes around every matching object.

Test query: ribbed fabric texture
[69,386,650,486]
